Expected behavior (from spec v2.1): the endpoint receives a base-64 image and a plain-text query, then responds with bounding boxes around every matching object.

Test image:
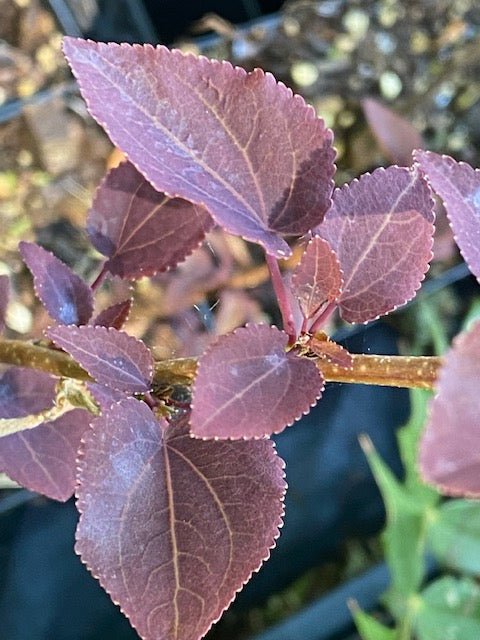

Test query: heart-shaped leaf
[93,298,132,330]
[291,236,342,319]
[88,161,214,279]
[47,325,153,393]
[19,241,93,325]
[414,150,480,282]
[190,323,324,439]
[0,408,89,501]
[63,38,336,258]
[76,399,286,640]
[420,321,480,497]
[316,166,434,323]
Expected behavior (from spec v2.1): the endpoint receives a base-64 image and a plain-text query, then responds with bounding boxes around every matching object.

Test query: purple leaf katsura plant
[62,38,336,259]
[190,323,323,439]
[414,151,480,497]
[1,35,480,640]
[76,400,285,640]
[316,166,434,324]
[88,161,214,280]
[47,324,154,393]
[20,241,94,325]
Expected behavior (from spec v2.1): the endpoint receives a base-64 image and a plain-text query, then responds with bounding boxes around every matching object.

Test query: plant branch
[265,252,297,343]
[0,338,442,390]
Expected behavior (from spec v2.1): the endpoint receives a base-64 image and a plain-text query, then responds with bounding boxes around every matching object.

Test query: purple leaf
[190,324,324,439]
[414,150,480,282]
[420,321,480,497]
[93,298,132,330]
[0,274,9,332]
[0,367,57,418]
[316,166,435,323]
[87,383,128,412]
[0,408,89,501]
[291,236,342,319]
[88,161,214,279]
[362,98,423,166]
[63,38,336,258]
[47,325,153,393]
[19,241,93,325]
[76,399,285,640]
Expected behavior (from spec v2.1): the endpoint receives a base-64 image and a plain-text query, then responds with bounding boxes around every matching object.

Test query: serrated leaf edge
[88,160,214,280]
[73,400,287,640]
[63,38,336,258]
[19,241,94,325]
[46,324,154,391]
[413,149,480,282]
[190,322,324,441]
[419,323,480,499]
[321,164,435,324]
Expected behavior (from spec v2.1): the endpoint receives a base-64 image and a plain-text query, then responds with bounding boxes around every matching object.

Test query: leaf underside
[47,324,153,393]
[414,150,480,282]
[63,38,336,258]
[316,165,435,323]
[93,298,132,330]
[190,323,324,439]
[420,321,480,497]
[76,399,286,640]
[88,161,214,279]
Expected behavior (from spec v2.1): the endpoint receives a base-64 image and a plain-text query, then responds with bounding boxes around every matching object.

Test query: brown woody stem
[317,354,442,389]
[0,338,442,390]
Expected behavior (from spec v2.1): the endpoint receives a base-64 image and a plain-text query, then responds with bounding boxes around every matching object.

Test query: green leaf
[427,500,480,575]
[463,297,480,332]
[352,604,395,640]
[397,388,439,503]
[416,576,480,640]
[360,435,428,598]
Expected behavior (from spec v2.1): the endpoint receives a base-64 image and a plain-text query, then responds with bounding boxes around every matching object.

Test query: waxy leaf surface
[415,150,480,281]
[190,324,324,439]
[63,38,336,258]
[47,325,153,393]
[88,161,214,279]
[0,367,57,418]
[93,298,132,330]
[19,241,93,325]
[291,236,342,319]
[420,321,480,497]
[76,399,286,640]
[0,408,89,501]
[362,98,423,166]
[0,275,8,332]
[317,166,434,323]
[87,383,128,412]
